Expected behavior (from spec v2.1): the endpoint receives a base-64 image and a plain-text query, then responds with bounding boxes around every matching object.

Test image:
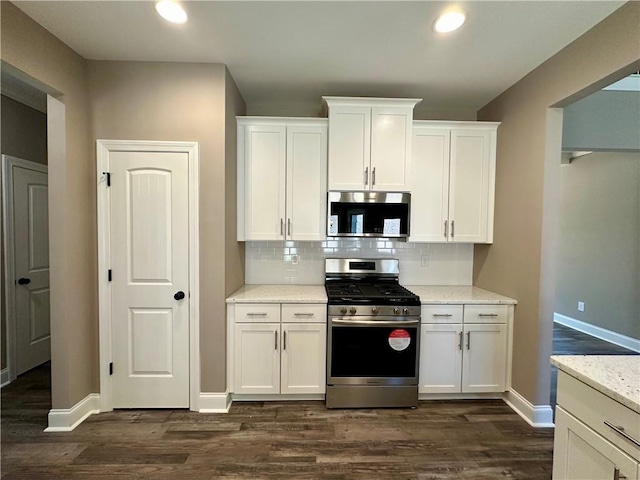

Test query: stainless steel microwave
[327,191,410,238]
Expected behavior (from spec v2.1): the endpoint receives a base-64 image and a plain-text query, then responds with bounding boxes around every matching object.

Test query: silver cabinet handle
[444,220,448,239]
[614,467,627,480]
[275,331,278,350]
[247,312,268,317]
[364,167,369,186]
[372,167,376,185]
[283,331,287,350]
[294,313,315,317]
[604,421,640,448]
[433,314,453,318]
[458,331,463,351]
[451,220,455,238]
[287,218,291,236]
[478,313,499,317]
[466,331,470,350]
[280,218,284,235]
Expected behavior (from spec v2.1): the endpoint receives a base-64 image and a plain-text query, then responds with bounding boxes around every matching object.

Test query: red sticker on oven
[388,329,411,351]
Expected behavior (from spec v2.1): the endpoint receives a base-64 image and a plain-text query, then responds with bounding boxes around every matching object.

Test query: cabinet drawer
[421,305,463,324]
[558,371,640,460]
[235,304,281,323]
[463,304,507,324]
[282,304,326,323]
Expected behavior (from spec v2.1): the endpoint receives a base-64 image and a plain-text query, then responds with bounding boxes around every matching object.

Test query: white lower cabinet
[230,303,327,396]
[419,304,510,395]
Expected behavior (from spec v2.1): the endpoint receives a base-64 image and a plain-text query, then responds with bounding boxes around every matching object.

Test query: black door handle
[18,278,31,285]
[174,291,185,301]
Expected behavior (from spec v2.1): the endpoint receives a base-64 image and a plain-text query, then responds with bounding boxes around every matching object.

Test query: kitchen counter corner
[226,284,327,304]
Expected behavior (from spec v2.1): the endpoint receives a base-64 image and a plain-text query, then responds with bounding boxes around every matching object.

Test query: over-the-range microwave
[327,191,410,239]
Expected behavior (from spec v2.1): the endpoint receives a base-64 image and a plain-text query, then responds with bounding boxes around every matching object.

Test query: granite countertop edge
[551,355,640,414]
[405,285,517,305]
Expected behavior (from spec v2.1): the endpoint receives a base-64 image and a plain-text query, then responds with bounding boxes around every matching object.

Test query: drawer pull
[247,312,268,317]
[478,313,499,317]
[294,313,315,317]
[432,314,453,318]
[614,467,627,480]
[604,421,640,448]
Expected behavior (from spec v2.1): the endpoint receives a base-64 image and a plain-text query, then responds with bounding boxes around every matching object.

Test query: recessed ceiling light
[155,1,188,25]
[433,10,466,34]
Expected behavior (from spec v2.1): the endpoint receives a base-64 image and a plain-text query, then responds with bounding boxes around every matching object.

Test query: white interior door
[3,156,50,376]
[109,150,190,408]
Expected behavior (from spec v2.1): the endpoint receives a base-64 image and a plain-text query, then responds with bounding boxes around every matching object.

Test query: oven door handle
[331,318,420,327]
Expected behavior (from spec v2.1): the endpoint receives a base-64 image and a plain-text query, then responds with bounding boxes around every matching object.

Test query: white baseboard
[199,391,231,413]
[1,368,10,388]
[503,389,554,428]
[554,313,640,353]
[45,393,101,432]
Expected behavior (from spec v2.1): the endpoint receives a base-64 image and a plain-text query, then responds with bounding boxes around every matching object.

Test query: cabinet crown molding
[323,96,422,109]
[413,120,501,129]
[237,116,328,126]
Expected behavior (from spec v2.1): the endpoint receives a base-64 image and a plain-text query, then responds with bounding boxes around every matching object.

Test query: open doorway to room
[549,72,640,408]
[1,70,52,413]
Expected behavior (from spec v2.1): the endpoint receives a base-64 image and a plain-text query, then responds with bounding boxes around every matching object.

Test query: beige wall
[0,94,48,371]
[1,1,96,408]
[555,152,640,339]
[87,60,243,392]
[474,2,640,405]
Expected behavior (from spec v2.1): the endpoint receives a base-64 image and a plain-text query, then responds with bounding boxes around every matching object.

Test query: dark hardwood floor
[550,322,639,408]
[2,362,554,479]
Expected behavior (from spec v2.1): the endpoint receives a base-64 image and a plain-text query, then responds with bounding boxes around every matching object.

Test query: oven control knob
[393,307,400,315]
[403,308,410,315]
[349,307,357,315]
[340,307,347,315]
[371,307,380,315]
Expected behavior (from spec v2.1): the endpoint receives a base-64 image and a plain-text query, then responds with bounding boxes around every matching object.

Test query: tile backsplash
[245,239,473,285]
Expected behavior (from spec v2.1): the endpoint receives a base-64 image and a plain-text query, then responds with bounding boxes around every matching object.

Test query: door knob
[17,278,31,285]
[174,291,185,301]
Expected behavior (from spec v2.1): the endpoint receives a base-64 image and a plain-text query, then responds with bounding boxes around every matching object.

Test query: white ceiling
[14,1,625,115]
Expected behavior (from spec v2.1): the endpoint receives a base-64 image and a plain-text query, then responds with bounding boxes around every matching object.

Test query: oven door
[327,317,419,386]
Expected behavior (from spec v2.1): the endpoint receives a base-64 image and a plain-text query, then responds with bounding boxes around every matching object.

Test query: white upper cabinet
[410,122,498,244]
[324,97,421,192]
[238,117,328,241]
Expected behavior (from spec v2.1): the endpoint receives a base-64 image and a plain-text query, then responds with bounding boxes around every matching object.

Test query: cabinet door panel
[245,125,286,240]
[461,323,506,393]
[281,323,326,394]
[286,125,328,241]
[370,107,413,192]
[553,407,639,480]
[449,129,491,243]
[234,323,280,394]
[328,106,370,190]
[409,127,450,242]
[419,324,463,394]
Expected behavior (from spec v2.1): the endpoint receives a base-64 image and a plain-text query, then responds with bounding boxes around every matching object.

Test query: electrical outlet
[291,254,299,265]
[421,255,429,267]
[577,301,585,312]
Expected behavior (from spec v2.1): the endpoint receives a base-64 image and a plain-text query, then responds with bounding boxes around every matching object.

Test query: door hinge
[108,269,112,282]
[103,171,111,187]
[109,362,113,375]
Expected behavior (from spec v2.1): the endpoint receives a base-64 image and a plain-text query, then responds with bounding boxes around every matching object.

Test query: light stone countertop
[404,285,517,305]
[551,355,640,414]
[226,284,327,304]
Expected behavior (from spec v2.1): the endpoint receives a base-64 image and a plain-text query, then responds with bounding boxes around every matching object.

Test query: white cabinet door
[281,323,327,394]
[370,106,413,192]
[449,129,491,243]
[286,125,328,241]
[327,106,370,190]
[461,323,507,393]
[244,125,286,240]
[234,323,280,394]
[553,407,639,480]
[419,324,463,394]
[410,127,450,242]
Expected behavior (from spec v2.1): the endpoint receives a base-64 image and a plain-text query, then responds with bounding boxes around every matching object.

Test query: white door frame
[1,155,49,382]
[96,140,200,412]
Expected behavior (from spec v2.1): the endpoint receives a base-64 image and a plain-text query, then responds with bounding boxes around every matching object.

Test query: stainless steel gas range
[325,258,421,408]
